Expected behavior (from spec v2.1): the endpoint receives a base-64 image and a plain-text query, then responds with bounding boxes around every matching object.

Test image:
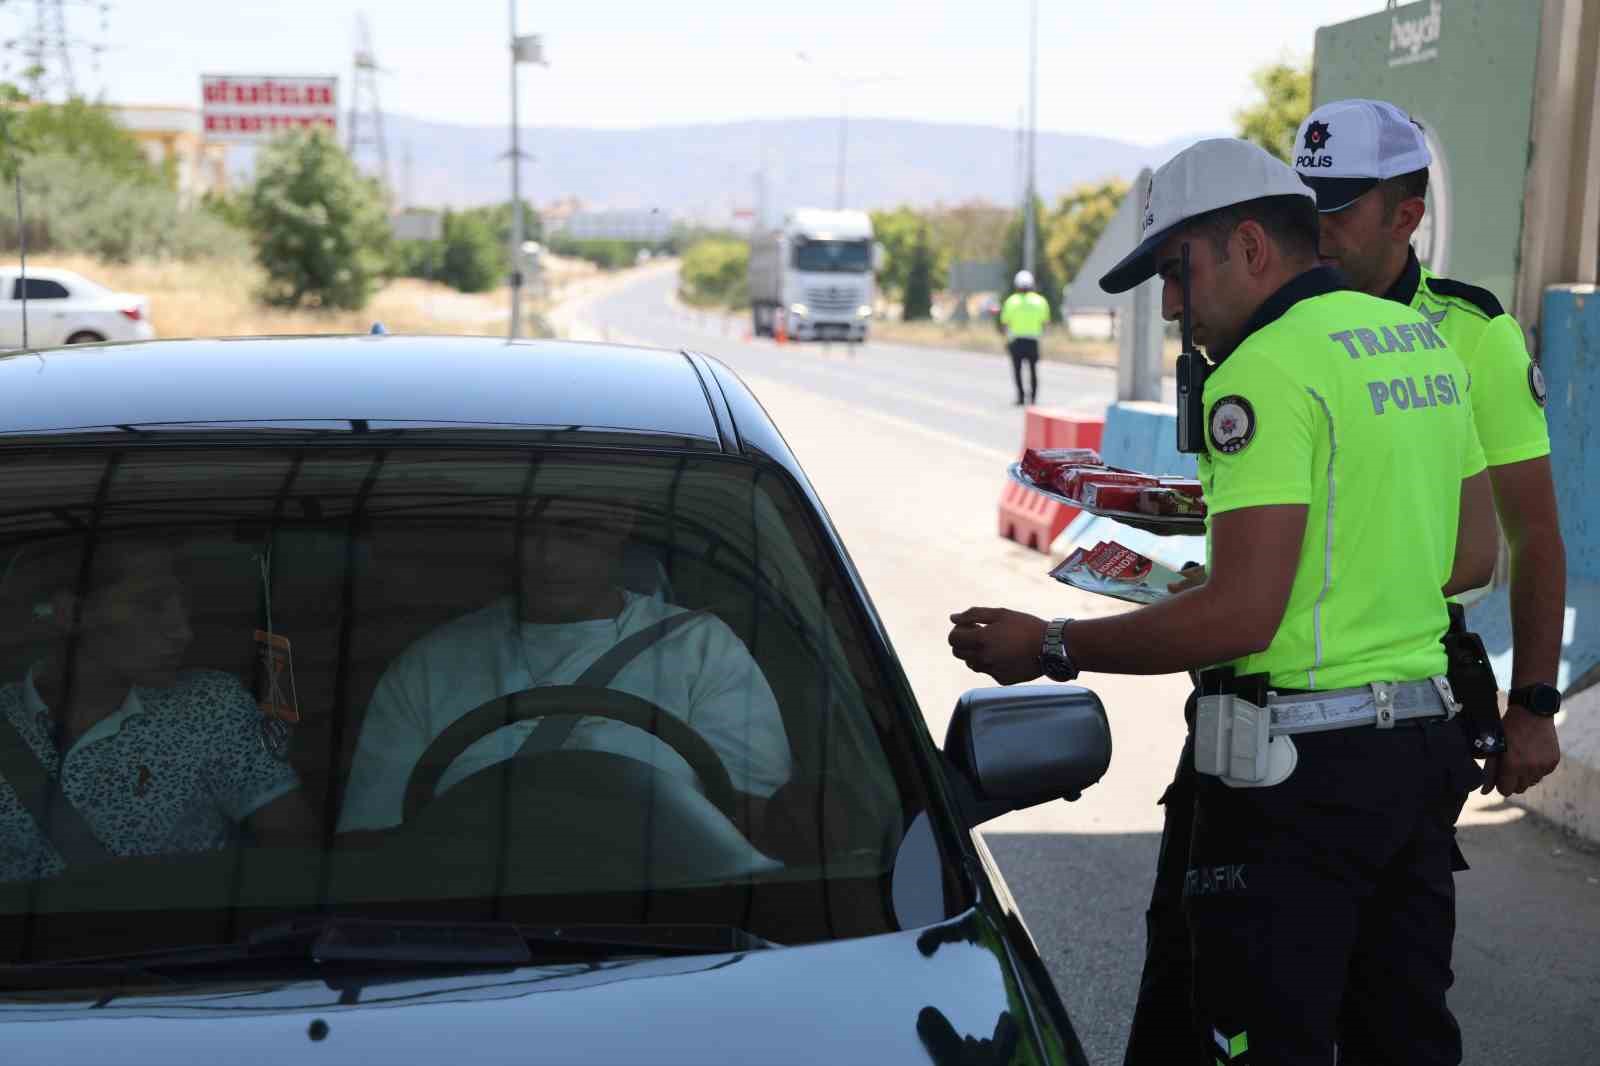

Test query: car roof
[0,335,751,450]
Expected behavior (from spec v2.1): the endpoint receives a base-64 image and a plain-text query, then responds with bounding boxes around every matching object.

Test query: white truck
[747,208,879,342]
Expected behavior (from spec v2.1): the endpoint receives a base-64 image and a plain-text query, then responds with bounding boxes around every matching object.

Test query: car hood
[0,912,1038,1064]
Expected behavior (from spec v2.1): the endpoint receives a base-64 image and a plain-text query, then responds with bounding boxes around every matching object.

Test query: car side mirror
[942,685,1111,828]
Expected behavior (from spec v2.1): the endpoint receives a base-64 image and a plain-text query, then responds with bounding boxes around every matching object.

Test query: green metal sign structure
[1313,0,1545,307]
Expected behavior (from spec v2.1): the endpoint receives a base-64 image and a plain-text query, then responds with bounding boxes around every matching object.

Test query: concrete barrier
[1468,285,1600,841]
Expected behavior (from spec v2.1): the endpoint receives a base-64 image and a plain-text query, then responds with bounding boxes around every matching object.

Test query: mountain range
[335,115,1215,221]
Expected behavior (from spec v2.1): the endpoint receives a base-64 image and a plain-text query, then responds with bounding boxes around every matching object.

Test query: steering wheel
[401,686,738,824]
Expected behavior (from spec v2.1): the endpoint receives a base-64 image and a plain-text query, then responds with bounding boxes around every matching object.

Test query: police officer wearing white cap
[1296,98,1565,798]
[1122,100,1568,1066]
[949,137,1496,1065]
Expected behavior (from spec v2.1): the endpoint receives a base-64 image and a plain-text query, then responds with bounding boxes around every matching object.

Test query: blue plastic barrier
[1467,286,1600,690]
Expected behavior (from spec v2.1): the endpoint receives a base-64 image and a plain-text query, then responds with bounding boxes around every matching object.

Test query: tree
[869,206,922,299]
[247,129,391,310]
[1044,178,1129,287]
[438,210,501,293]
[1001,198,1060,321]
[0,84,160,187]
[1235,58,1311,163]
[901,226,935,321]
[678,238,748,307]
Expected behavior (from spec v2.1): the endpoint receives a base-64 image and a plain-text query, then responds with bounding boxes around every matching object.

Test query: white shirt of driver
[337,592,792,832]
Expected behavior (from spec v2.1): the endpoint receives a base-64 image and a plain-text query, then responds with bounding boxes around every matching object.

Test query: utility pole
[347,15,390,191]
[1022,0,1038,275]
[508,8,545,339]
[797,52,892,210]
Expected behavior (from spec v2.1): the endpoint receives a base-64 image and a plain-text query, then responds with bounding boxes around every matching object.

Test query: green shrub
[678,238,747,308]
[247,129,391,310]
[0,152,250,263]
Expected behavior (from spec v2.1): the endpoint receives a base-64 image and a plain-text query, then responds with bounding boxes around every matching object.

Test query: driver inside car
[0,536,319,883]
[336,475,794,840]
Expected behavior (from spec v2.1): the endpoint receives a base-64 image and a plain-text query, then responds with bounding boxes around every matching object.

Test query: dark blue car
[0,336,1111,1064]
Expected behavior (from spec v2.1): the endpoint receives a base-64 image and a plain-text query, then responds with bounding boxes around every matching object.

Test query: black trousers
[1008,337,1039,401]
[1127,702,1479,1066]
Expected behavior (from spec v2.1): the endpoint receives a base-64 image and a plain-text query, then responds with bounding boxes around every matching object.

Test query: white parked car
[0,266,155,349]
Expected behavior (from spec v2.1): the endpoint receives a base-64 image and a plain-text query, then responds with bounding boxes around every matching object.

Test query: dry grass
[869,319,1187,370]
[27,253,603,341]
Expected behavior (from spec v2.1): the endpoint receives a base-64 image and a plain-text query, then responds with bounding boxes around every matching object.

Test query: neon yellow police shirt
[1198,270,1486,690]
[1000,292,1049,339]
[1407,260,1551,467]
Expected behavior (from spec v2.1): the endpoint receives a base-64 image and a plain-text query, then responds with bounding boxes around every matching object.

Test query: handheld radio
[1174,242,1208,454]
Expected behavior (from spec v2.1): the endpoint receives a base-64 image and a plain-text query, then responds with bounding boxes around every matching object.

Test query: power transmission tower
[346,13,389,191]
[1,0,111,101]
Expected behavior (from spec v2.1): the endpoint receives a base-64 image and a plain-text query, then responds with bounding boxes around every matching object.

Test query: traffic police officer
[1298,98,1565,794]
[1120,100,1567,1065]
[948,138,1496,1065]
[999,270,1049,405]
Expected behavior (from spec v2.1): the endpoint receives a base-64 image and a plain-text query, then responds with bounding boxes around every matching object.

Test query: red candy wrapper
[1080,482,1144,511]
[1020,447,1104,484]
[1137,486,1207,517]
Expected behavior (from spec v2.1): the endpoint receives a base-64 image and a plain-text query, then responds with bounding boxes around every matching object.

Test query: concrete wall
[1468,285,1600,841]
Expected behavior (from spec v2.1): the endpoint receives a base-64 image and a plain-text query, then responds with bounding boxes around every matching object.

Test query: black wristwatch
[1508,683,1562,717]
[1039,617,1079,682]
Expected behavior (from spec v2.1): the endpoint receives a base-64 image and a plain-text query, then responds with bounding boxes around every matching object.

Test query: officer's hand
[1167,564,1207,593]
[1481,705,1561,796]
[947,607,1046,685]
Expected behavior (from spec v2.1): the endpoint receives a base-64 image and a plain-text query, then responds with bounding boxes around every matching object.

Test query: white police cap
[1293,99,1433,213]
[1099,138,1315,294]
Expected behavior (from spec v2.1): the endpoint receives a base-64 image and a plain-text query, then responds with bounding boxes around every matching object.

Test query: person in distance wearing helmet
[999,269,1049,406]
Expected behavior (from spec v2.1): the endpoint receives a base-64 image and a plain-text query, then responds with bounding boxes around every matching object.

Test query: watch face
[1517,685,1562,714]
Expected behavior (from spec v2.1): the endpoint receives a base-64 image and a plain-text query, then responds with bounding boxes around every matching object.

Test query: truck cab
[747,209,878,343]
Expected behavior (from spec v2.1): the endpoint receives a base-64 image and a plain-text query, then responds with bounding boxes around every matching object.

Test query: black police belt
[1194,673,1457,786]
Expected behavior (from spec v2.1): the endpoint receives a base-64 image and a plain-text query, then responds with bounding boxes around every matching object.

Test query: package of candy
[1059,468,1156,500]
[1049,540,1183,605]
[1079,481,1147,512]
[1136,485,1208,517]
[1019,447,1104,484]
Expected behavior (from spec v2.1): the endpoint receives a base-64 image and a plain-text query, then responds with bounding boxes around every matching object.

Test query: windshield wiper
[0,918,779,985]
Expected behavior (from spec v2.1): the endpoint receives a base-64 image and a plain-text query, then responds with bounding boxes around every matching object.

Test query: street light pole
[836,85,847,209]
[1022,0,1038,275]
[508,0,524,339]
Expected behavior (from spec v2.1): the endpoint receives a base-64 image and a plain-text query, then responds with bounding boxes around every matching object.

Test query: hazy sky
[10,1,1385,143]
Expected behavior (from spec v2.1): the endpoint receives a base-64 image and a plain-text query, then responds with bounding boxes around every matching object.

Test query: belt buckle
[1369,681,1397,729]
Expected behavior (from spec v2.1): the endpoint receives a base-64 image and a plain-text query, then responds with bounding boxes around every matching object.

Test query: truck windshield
[792,240,871,274]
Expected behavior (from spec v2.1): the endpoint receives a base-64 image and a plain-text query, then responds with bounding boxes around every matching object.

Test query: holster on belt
[1442,603,1507,757]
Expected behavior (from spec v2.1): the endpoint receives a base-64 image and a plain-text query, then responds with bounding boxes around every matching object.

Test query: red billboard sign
[201,75,339,143]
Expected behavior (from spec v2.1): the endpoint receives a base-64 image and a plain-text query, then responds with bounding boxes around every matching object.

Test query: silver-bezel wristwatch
[1040,617,1079,682]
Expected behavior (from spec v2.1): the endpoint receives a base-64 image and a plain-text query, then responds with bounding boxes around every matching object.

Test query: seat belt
[517,610,708,757]
[0,714,113,867]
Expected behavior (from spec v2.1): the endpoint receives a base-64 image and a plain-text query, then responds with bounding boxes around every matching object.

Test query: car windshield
[0,443,949,965]
[791,239,871,274]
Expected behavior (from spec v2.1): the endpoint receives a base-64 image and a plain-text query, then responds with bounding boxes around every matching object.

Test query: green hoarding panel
[1312,0,1544,307]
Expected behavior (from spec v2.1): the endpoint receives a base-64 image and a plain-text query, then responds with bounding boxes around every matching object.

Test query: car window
[12,279,71,300]
[0,443,950,961]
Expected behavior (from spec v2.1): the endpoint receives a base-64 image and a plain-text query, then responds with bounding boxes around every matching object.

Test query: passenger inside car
[0,535,319,883]
[336,461,795,842]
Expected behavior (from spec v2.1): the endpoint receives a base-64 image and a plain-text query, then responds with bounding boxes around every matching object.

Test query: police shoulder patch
[1529,361,1548,408]
[1209,395,1256,455]
[1424,276,1505,321]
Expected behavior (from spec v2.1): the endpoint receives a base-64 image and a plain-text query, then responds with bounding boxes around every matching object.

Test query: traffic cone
[775,315,787,345]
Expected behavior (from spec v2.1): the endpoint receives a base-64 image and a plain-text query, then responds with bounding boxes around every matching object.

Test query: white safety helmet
[1013,269,1035,291]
